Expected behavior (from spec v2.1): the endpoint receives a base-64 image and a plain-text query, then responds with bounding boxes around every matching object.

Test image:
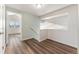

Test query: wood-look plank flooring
[5,36,77,54]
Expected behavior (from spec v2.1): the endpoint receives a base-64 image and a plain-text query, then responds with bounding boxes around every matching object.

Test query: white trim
[20,14,22,41]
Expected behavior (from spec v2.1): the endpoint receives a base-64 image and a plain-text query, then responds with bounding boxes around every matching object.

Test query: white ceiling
[6,4,70,16]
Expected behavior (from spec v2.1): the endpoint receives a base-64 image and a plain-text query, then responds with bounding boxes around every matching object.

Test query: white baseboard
[39,38,47,42]
[22,37,33,41]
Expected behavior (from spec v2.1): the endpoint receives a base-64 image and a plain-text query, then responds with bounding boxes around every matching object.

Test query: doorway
[6,11,22,48]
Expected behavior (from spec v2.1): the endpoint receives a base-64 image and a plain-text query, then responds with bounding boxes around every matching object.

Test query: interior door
[0,5,5,54]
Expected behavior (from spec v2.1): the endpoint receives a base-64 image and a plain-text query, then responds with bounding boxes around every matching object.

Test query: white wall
[22,12,40,40]
[41,5,78,48]
[40,29,48,42]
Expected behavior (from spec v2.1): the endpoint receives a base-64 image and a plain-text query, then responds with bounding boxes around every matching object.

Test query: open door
[0,5,5,54]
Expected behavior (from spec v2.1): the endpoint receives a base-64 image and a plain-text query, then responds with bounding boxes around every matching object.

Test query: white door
[0,5,5,54]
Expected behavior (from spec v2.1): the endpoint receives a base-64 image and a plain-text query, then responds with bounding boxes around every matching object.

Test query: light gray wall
[22,12,40,40]
[41,5,78,48]
[40,29,48,42]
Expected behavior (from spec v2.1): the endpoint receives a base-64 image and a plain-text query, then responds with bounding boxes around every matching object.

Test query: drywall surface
[22,12,40,40]
[40,29,48,42]
[41,5,78,48]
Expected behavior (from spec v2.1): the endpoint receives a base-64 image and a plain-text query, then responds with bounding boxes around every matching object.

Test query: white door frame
[0,4,6,54]
[6,10,22,45]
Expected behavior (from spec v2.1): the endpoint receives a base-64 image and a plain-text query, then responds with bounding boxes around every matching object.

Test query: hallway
[5,35,77,54]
